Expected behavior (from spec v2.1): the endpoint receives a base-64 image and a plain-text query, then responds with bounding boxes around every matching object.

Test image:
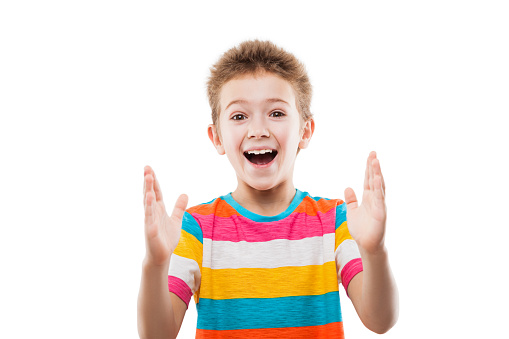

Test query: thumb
[344,187,358,211]
[170,194,189,222]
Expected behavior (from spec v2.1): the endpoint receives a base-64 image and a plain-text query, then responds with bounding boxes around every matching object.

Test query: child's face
[208,72,314,191]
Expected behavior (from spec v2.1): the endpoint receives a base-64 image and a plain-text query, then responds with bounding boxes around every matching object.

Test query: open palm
[143,166,188,267]
[344,152,387,253]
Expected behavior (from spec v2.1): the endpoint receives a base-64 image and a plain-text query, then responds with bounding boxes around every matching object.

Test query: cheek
[220,127,244,152]
[275,124,300,149]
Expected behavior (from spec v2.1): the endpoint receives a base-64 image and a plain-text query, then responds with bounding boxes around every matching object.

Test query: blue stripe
[335,202,347,230]
[221,189,307,222]
[182,212,203,243]
[196,291,342,330]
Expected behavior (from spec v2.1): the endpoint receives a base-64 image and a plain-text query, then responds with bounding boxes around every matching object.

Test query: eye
[270,111,285,118]
[231,114,246,120]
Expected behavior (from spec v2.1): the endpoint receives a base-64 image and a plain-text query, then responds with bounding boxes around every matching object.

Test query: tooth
[247,149,273,155]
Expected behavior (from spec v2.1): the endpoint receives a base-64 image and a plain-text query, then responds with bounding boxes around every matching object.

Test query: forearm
[349,247,399,334]
[137,260,177,339]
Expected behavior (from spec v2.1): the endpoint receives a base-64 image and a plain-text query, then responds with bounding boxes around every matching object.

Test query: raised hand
[344,152,387,254]
[143,166,188,267]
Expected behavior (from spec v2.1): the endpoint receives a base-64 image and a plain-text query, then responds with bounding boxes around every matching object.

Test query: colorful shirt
[168,189,363,338]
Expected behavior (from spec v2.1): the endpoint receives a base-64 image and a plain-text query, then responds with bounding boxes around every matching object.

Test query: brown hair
[206,40,313,127]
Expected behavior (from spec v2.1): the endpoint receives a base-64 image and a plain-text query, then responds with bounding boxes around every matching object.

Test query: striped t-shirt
[168,189,363,338]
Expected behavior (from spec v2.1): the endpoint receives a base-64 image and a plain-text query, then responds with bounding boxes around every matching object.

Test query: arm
[137,261,187,339]
[347,249,398,334]
[138,166,189,339]
[344,152,399,334]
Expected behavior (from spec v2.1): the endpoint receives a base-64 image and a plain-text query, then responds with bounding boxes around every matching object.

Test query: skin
[138,168,188,339]
[207,71,314,216]
[344,152,399,334]
[138,72,398,338]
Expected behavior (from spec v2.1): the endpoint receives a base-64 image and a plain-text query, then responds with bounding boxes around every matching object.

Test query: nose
[247,115,270,139]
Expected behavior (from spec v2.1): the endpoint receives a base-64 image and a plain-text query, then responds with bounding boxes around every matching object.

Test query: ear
[208,124,225,155]
[298,118,315,149]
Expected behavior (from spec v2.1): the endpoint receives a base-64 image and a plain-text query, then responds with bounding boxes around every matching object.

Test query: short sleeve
[334,201,363,297]
[168,211,203,308]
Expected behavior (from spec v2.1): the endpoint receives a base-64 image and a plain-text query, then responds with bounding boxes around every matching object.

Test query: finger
[373,157,386,195]
[144,190,155,226]
[364,154,371,190]
[144,166,153,190]
[144,165,152,176]
[344,187,358,211]
[144,191,159,240]
[153,171,164,202]
[144,174,154,207]
[170,194,189,222]
[380,163,386,194]
[369,152,375,191]
[143,174,149,206]
[374,174,384,201]
[143,166,152,205]
[372,158,380,176]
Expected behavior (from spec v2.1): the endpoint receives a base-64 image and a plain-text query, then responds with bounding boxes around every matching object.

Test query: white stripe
[334,239,361,283]
[202,233,336,269]
[168,253,201,293]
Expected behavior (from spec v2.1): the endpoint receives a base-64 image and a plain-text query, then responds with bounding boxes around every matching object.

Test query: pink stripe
[192,209,336,242]
[168,276,193,308]
[340,258,363,297]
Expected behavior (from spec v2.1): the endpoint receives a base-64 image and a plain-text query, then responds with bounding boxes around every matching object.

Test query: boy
[138,40,398,338]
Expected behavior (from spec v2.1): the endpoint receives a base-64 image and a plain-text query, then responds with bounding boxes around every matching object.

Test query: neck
[231,180,296,217]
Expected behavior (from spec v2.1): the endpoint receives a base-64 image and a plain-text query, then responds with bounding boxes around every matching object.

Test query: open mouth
[243,149,278,165]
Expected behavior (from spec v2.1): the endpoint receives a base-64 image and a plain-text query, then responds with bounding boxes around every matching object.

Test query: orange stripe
[292,196,341,215]
[187,199,242,218]
[196,322,344,339]
[187,196,343,218]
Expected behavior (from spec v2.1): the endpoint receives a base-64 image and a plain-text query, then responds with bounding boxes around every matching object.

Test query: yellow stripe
[200,261,339,300]
[335,221,354,251]
[193,290,200,304]
[173,229,203,267]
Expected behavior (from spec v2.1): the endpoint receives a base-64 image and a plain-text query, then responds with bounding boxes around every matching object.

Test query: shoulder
[298,190,345,213]
[185,196,221,215]
[297,191,348,230]
[185,195,240,217]
[178,197,223,241]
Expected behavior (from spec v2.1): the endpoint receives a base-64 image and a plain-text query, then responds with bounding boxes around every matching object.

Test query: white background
[1,1,508,338]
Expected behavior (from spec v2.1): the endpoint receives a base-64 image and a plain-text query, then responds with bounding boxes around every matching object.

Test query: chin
[251,185,276,192]
[244,178,282,192]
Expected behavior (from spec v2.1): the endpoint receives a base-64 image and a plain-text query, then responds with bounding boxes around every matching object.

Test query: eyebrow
[225,98,290,111]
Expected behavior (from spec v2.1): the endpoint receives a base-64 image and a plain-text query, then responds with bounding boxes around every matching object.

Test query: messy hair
[206,40,312,127]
